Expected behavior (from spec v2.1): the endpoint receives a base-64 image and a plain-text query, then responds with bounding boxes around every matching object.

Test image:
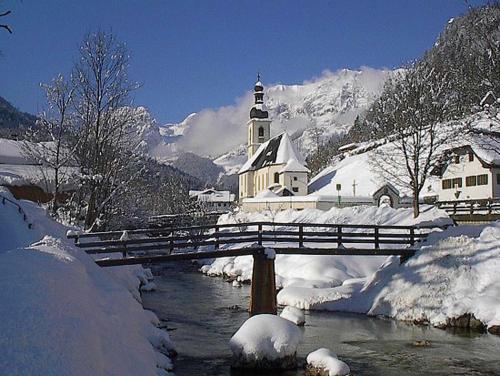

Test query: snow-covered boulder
[280,306,305,326]
[305,348,350,376]
[229,314,302,370]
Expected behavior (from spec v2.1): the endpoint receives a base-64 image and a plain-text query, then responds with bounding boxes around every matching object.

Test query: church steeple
[247,74,271,158]
[250,74,269,119]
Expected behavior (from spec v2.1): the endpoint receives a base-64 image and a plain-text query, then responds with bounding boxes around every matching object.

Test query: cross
[352,179,357,197]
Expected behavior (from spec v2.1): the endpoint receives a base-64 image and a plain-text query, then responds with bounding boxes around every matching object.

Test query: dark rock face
[305,364,329,376]
[231,353,297,370]
[445,314,486,332]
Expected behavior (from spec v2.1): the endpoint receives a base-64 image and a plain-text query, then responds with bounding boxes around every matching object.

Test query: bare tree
[72,31,139,230]
[371,65,461,217]
[0,9,12,34]
[22,75,77,214]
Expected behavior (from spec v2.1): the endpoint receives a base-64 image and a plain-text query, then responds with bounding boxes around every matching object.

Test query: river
[142,262,500,376]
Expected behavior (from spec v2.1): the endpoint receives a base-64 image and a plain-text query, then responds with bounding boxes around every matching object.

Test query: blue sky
[0,0,488,124]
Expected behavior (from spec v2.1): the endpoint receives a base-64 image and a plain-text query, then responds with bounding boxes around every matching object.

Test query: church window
[274,172,279,184]
[468,152,474,162]
[293,176,298,181]
[258,126,264,142]
[292,187,299,193]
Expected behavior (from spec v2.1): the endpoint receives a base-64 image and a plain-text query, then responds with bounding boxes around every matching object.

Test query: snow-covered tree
[71,31,140,230]
[371,64,460,218]
[22,75,77,214]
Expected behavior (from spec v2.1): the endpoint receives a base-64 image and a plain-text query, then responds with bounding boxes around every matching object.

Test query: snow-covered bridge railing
[68,221,445,316]
[68,221,443,264]
[0,193,33,229]
[437,198,500,223]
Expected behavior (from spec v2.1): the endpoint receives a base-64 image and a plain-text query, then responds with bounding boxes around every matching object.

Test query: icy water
[142,262,500,376]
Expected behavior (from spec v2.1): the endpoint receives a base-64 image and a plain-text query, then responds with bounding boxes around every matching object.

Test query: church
[238,77,309,201]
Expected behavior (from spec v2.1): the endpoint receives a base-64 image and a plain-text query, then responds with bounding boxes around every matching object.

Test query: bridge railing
[0,193,33,229]
[437,198,500,215]
[68,221,447,257]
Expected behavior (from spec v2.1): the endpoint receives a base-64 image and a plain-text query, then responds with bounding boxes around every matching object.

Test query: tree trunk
[412,192,420,218]
[85,189,97,230]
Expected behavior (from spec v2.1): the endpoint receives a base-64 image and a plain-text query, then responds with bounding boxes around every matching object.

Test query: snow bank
[316,223,500,331]
[306,348,350,376]
[280,306,305,326]
[0,190,175,375]
[230,314,302,369]
[201,205,451,292]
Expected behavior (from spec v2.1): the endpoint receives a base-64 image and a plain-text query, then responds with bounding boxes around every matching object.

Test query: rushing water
[142,262,500,376]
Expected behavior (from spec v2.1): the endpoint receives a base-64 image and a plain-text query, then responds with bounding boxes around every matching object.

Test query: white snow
[306,348,350,376]
[280,306,305,326]
[0,188,175,375]
[201,205,452,295]
[229,314,302,361]
[308,223,500,331]
[239,132,305,174]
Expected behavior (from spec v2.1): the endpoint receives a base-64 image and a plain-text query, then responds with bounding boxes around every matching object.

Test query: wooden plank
[95,246,416,267]
[95,247,260,266]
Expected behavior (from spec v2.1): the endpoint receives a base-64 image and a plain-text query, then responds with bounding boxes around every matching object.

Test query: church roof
[279,158,309,173]
[239,132,307,174]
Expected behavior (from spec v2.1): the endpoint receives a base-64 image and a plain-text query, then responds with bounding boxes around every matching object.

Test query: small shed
[372,183,400,208]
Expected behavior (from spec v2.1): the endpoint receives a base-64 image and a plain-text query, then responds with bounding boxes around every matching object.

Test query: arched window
[258,126,264,142]
[274,172,279,184]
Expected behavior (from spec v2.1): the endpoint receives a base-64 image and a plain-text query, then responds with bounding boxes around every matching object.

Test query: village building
[189,188,236,213]
[433,134,500,202]
[238,77,309,202]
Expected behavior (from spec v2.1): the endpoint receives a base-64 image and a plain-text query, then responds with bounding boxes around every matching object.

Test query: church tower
[247,75,271,157]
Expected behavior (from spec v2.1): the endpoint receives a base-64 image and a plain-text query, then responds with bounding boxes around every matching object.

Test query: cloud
[176,92,254,158]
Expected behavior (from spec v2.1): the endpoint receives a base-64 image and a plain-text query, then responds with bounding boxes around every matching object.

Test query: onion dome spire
[250,73,269,119]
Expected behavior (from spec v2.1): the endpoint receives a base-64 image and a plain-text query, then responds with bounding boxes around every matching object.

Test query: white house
[238,77,309,201]
[189,189,236,212]
[433,134,500,202]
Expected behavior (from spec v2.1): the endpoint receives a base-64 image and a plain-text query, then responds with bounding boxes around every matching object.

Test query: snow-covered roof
[188,189,235,202]
[480,91,496,107]
[443,132,500,167]
[279,158,309,173]
[239,132,306,174]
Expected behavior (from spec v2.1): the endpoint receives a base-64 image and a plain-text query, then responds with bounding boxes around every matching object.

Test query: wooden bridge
[68,221,443,316]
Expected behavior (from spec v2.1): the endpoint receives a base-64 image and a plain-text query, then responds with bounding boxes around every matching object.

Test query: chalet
[238,77,309,201]
[433,134,500,202]
[189,189,236,213]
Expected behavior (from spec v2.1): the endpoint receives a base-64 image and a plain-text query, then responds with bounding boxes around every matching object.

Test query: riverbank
[0,189,175,375]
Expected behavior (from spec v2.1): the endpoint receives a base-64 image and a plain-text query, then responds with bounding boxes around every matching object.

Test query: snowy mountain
[158,68,392,174]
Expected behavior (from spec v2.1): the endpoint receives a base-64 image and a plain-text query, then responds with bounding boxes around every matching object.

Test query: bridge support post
[249,249,277,316]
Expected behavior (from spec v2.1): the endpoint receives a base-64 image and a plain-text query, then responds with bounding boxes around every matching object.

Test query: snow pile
[0,190,175,375]
[229,314,302,369]
[201,205,451,293]
[316,223,500,331]
[306,348,350,376]
[280,306,305,326]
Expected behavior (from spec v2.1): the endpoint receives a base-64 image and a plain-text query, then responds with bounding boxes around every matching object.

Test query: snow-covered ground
[200,205,452,291]
[312,222,500,332]
[0,188,175,375]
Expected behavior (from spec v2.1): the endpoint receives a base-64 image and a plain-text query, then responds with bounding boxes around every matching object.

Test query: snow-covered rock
[306,348,350,376]
[229,314,302,370]
[280,306,305,326]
